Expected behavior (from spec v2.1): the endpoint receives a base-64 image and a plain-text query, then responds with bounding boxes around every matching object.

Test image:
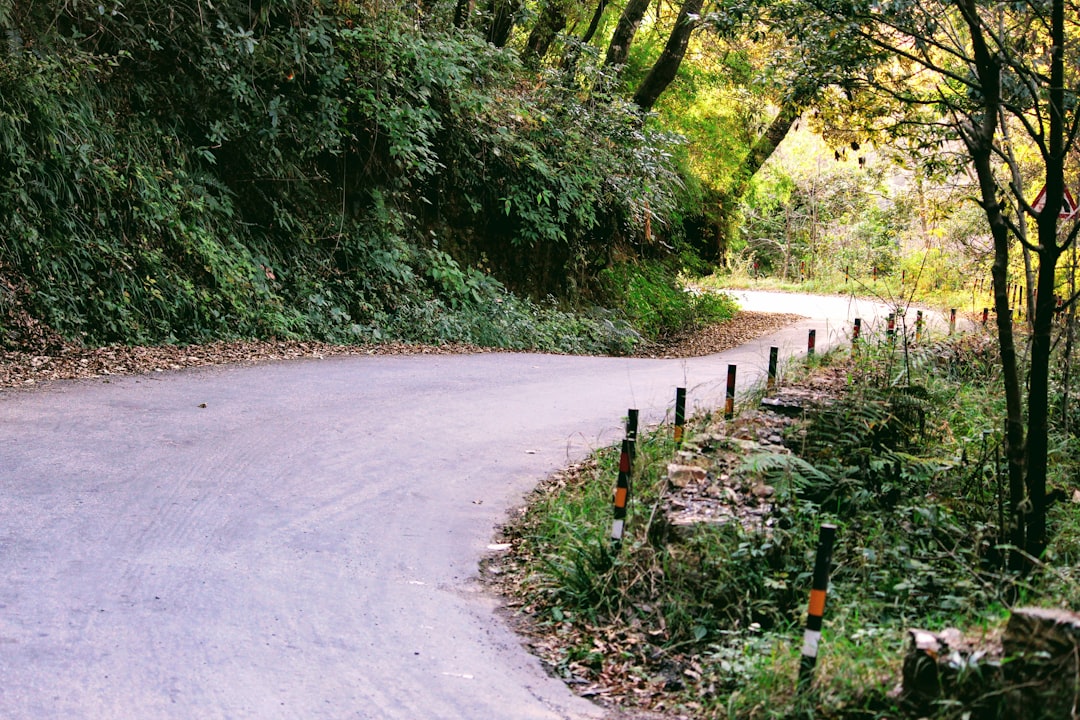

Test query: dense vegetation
[0,0,720,352]
[500,325,1080,718]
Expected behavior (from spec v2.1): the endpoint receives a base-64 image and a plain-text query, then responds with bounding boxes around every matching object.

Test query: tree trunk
[604,0,650,68]
[631,0,702,110]
[453,0,474,28]
[1023,0,1068,561]
[712,97,805,258]
[955,0,1029,567]
[580,0,607,44]
[483,0,519,46]
[524,0,567,63]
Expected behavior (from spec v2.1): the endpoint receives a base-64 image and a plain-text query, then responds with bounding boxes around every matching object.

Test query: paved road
[0,292,895,719]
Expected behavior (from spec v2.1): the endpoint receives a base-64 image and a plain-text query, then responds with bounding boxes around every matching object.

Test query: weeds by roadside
[488,330,1080,719]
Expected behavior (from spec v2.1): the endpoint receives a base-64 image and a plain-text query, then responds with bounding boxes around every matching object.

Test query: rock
[897,626,1001,713]
[667,464,707,488]
[751,483,775,499]
[1003,607,1080,719]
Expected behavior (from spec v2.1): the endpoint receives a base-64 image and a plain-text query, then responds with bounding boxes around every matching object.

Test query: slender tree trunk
[1064,246,1076,432]
[524,0,567,62]
[580,0,607,43]
[604,0,650,68]
[956,0,1029,566]
[453,0,474,28]
[631,0,702,110]
[483,0,519,46]
[713,97,805,258]
[1023,0,1068,561]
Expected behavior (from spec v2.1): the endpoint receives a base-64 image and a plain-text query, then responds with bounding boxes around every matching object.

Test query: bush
[599,259,738,340]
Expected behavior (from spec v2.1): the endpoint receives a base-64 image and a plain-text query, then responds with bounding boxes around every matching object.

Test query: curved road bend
[0,292,888,719]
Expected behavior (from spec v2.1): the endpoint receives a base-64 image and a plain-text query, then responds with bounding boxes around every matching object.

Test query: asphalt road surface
[0,292,900,719]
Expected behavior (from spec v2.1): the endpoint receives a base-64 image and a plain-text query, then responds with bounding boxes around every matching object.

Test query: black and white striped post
[725,364,737,419]
[626,408,639,467]
[798,523,838,689]
[807,329,816,357]
[610,439,632,549]
[674,387,686,448]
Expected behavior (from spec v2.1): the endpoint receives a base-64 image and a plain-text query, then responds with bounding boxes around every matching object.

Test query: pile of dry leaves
[0,311,803,390]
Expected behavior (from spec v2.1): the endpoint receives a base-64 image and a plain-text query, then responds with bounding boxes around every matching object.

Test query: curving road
[0,292,899,719]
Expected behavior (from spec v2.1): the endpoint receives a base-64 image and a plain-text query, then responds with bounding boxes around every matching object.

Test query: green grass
[497,331,1080,718]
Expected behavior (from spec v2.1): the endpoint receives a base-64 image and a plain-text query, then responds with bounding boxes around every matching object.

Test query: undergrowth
[498,328,1080,719]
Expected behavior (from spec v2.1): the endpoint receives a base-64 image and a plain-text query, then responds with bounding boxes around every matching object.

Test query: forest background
[0,0,990,357]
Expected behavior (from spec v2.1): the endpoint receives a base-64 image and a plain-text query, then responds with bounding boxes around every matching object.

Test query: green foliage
[0,1,692,349]
[507,330,1080,717]
[599,259,738,340]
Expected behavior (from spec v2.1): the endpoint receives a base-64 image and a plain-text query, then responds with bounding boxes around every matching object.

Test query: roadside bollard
[725,365,737,419]
[767,348,778,392]
[886,313,895,340]
[949,308,957,335]
[915,310,924,343]
[626,408,639,468]
[852,318,861,348]
[798,523,838,689]
[807,329,816,357]
[982,308,989,326]
[610,439,632,549]
[674,387,686,448]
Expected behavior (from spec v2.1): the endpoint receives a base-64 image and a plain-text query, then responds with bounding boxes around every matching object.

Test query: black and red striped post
[807,329,817,357]
[610,439,632,549]
[872,266,878,281]
[982,308,989,326]
[852,318,862,348]
[886,313,895,340]
[674,387,686,448]
[626,408,639,467]
[767,348,778,392]
[798,523,838,689]
[949,308,957,335]
[725,365,737,419]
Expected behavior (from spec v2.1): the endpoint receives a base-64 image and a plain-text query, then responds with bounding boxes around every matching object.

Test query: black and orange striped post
[674,387,686,448]
[807,329,816,357]
[915,310,924,343]
[725,365,737,419]
[798,523,838,689]
[982,308,989,326]
[626,408,639,467]
[949,308,957,335]
[852,318,862,348]
[767,348,778,392]
[886,313,895,340]
[610,439,632,549]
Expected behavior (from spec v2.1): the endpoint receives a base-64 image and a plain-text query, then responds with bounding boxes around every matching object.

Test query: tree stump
[1003,607,1080,719]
